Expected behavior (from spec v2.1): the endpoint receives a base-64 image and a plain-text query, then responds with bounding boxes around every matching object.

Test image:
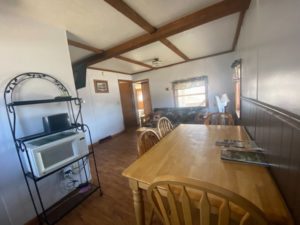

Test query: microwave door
[34,151,44,177]
[25,148,41,177]
[35,141,77,176]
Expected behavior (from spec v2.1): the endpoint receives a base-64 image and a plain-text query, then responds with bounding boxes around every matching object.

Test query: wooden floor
[57,128,162,225]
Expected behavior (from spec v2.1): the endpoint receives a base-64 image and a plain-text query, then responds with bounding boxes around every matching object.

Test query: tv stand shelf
[4,72,102,225]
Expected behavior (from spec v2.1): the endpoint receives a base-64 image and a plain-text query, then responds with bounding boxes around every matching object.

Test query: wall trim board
[133,78,149,84]
[88,129,125,149]
[240,97,299,224]
[241,97,300,129]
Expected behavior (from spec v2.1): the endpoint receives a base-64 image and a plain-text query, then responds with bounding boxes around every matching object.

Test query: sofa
[140,107,208,127]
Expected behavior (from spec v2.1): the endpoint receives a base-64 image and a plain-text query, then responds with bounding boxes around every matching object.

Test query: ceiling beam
[160,39,189,61]
[68,39,152,69]
[88,67,132,75]
[231,10,246,51]
[104,0,189,60]
[79,0,251,66]
[68,40,103,53]
[131,50,234,75]
[115,56,153,69]
[104,0,156,33]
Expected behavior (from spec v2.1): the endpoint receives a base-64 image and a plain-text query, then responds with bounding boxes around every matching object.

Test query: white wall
[236,0,300,115]
[0,11,76,225]
[78,69,132,143]
[132,53,235,112]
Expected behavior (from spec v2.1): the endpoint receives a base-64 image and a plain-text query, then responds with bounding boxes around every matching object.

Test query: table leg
[129,179,145,225]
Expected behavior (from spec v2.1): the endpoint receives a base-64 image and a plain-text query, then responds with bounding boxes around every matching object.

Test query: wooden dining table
[122,124,293,225]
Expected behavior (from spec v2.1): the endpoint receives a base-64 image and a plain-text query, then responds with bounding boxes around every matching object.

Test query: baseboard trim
[111,129,125,138]
[88,129,125,149]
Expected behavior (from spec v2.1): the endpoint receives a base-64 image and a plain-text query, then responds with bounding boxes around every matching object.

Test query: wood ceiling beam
[79,0,251,66]
[231,10,246,51]
[160,39,189,61]
[68,40,103,53]
[131,50,234,75]
[68,39,152,69]
[104,0,156,33]
[88,67,132,75]
[115,56,153,69]
[104,0,189,60]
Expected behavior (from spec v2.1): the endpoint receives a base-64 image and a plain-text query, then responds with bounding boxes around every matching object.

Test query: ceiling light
[151,58,162,67]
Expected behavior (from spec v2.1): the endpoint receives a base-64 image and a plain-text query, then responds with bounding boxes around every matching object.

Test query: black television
[73,63,87,89]
[43,113,71,133]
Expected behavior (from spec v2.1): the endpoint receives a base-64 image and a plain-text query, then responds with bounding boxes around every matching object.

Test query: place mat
[216,139,263,151]
[221,148,268,166]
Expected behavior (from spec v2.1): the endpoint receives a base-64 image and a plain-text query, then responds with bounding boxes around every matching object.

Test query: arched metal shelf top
[4,72,70,105]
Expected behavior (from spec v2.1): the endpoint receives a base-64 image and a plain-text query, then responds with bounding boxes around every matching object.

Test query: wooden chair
[204,113,234,125]
[157,117,174,138]
[147,176,269,225]
[137,129,160,225]
[137,129,160,157]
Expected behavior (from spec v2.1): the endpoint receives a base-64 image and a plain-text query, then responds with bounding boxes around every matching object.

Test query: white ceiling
[123,0,222,27]
[1,0,145,49]
[168,13,239,58]
[92,58,148,74]
[68,46,94,63]
[122,41,184,67]
[2,0,242,75]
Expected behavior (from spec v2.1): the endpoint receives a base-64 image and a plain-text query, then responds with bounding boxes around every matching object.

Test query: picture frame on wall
[94,80,109,93]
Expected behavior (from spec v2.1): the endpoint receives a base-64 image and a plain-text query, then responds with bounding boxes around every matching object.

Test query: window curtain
[173,76,207,91]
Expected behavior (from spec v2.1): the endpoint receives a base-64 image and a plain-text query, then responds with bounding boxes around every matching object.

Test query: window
[173,76,208,107]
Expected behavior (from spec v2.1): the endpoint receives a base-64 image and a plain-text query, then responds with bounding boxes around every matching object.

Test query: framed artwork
[94,80,109,93]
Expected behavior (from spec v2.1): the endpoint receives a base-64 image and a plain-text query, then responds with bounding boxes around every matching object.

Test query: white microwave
[23,130,89,178]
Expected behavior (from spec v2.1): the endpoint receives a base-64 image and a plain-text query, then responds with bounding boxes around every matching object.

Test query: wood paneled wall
[241,97,300,224]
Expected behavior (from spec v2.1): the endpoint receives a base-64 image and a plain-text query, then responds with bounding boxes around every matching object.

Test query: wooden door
[118,80,137,128]
[141,81,152,116]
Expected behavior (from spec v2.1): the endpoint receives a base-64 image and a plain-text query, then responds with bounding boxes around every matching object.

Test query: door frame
[134,79,149,84]
[133,79,153,125]
[118,79,138,128]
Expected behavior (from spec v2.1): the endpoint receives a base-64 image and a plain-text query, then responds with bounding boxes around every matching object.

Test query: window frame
[172,76,208,108]
[232,59,242,118]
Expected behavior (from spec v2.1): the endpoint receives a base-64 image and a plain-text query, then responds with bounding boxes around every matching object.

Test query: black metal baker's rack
[4,72,102,225]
